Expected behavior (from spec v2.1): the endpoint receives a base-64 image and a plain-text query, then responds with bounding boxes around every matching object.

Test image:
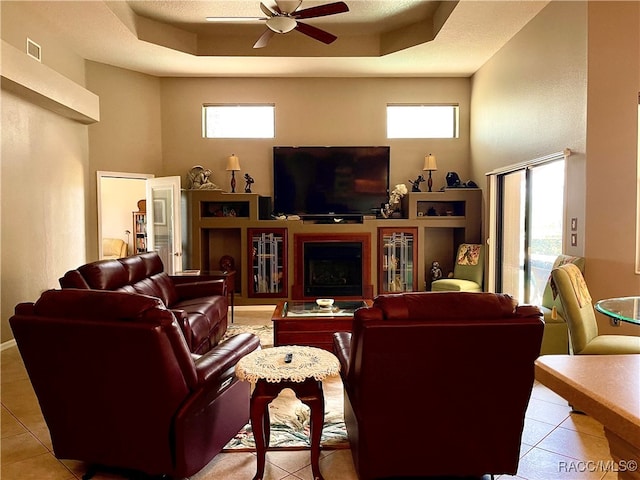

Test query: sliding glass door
[497,160,565,304]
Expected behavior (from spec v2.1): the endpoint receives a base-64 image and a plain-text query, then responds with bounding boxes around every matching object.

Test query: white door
[146,176,182,274]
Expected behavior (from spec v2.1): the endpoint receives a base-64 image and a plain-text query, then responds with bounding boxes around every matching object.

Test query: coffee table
[272,299,372,351]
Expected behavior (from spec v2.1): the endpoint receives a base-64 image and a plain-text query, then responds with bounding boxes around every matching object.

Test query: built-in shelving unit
[182,188,482,304]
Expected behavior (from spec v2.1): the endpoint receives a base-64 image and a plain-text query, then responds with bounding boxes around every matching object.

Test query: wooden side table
[235,346,341,480]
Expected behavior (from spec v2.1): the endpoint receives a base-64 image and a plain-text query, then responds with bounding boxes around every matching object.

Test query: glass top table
[595,296,640,326]
[281,300,368,318]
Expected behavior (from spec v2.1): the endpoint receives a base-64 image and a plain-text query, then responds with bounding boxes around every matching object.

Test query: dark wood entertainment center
[182,188,482,305]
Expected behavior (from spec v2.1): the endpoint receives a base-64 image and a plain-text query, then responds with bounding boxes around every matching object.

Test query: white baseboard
[1,339,17,351]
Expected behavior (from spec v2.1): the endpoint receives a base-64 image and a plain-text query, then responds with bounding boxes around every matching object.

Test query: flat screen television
[273,146,390,216]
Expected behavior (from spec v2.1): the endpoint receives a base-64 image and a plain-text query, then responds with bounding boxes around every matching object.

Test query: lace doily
[236,346,340,384]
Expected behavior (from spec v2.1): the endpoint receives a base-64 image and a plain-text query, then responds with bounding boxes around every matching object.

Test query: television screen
[273,146,390,216]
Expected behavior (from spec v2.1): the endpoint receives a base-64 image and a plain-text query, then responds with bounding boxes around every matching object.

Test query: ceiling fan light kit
[266,16,297,34]
[211,0,350,48]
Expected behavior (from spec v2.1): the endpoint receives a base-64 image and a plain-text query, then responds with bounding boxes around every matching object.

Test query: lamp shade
[226,154,241,171]
[423,154,438,171]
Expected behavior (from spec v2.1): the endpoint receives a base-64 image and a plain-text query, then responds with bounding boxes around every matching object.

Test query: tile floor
[1,307,620,480]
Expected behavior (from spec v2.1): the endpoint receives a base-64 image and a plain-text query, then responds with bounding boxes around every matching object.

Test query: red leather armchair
[333,292,544,480]
[10,289,260,479]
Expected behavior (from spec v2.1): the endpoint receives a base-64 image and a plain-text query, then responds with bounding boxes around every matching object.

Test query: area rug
[222,375,348,452]
[223,323,274,348]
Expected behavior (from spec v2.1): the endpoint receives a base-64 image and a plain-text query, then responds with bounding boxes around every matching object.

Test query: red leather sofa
[333,291,544,480]
[59,251,227,354]
[10,288,260,479]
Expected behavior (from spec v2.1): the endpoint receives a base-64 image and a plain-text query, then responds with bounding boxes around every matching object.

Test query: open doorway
[97,171,154,259]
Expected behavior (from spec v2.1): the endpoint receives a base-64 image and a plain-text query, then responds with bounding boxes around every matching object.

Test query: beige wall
[1,2,91,343]
[86,62,163,260]
[585,1,640,335]
[471,1,640,335]
[159,77,471,196]
[471,1,588,257]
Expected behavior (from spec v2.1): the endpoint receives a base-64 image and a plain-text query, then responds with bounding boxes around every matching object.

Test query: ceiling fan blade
[253,28,275,48]
[260,2,277,17]
[274,0,302,14]
[294,1,349,19]
[294,21,337,44]
[206,16,266,23]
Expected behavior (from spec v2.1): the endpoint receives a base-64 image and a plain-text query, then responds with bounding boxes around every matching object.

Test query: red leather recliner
[10,289,260,479]
[333,292,544,480]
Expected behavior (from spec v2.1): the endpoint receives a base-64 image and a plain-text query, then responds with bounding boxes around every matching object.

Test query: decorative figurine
[187,166,221,190]
[430,261,443,282]
[244,173,255,193]
[409,175,425,192]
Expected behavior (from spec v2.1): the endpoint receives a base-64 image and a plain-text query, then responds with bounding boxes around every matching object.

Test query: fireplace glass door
[248,228,287,297]
[378,228,417,293]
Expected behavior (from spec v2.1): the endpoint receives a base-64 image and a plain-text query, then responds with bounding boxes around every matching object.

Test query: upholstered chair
[10,289,260,479]
[102,237,128,259]
[539,255,585,355]
[431,243,484,292]
[333,291,544,479]
[551,263,640,354]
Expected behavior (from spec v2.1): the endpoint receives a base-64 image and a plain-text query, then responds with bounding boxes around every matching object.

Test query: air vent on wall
[26,38,41,62]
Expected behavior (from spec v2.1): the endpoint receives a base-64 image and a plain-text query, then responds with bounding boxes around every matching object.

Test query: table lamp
[423,154,438,192]
[226,154,241,193]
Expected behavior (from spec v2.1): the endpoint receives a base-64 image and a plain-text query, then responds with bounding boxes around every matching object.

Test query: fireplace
[304,242,362,297]
[293,233,373,299]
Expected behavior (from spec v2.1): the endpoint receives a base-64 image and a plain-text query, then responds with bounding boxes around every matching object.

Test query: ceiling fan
[208,1,349,49]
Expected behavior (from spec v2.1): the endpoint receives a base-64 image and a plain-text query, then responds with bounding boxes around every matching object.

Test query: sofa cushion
[374,291,517,321]
[59,270,90,289]
[150,273,179,307]
[132,278,165,302]
[173,296,228,352]
[78,260,129,290]
[33,289,165,321]
[140,251,164,277]
[119,255,148,284]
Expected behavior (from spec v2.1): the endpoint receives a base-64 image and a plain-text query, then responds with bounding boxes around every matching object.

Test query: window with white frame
[203,104,275,139]
[386,104,459,139]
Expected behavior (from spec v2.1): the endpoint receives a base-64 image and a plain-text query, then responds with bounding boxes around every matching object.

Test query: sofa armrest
[333,332,352,380]
[194,333,260,385]
[516,304,544,319]
[171,309,193,349]
[171,278,227,300]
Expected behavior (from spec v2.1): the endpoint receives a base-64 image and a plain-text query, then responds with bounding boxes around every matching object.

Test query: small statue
[409,175,425,192]
[244,173,255,193]
[187,166,220,190]
[431,261,443,282]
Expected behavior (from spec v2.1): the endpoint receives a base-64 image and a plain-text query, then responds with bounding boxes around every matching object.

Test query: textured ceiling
[17,0,549,77]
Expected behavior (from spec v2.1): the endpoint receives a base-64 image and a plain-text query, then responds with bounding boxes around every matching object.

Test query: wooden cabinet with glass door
[378,227,418,293]
[248,228,287,298]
